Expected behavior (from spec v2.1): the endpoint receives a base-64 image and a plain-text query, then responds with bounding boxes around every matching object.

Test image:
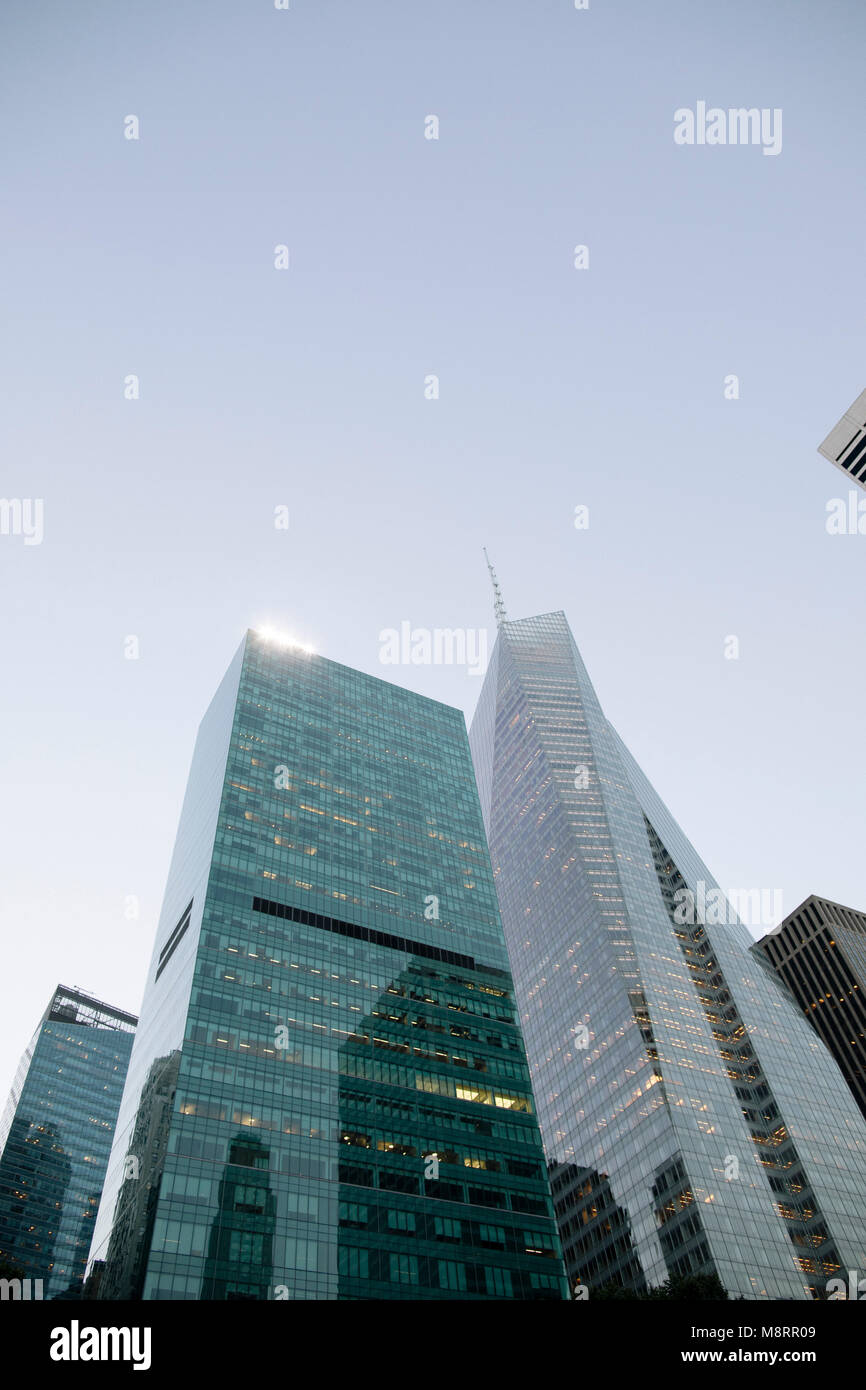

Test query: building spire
[483,547,508,628]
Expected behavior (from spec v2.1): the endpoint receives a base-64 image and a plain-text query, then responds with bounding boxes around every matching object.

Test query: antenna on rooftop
[483,547,508,629]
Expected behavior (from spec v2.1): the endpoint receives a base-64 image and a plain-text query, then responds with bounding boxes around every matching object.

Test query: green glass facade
[89,631,566,1299]
[0,986,136,1299]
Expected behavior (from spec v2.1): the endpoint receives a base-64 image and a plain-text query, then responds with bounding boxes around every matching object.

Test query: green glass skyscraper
[89,630,566,1300]
[0,986,136,1299]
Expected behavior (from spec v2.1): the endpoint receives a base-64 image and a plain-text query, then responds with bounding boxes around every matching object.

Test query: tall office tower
[0,986,136,1299]
[756,897,866,1124]
[88,630,567,1301]
[818,387,866,492]
[468,606,866,1300]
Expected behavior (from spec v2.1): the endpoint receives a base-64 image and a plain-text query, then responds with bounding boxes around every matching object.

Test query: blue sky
[1,0,864,1099]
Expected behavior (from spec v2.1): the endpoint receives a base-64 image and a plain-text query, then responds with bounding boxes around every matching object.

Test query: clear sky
[1,0,864,1104]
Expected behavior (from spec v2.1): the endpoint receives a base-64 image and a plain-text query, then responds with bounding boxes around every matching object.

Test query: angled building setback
[469,609,866,1299]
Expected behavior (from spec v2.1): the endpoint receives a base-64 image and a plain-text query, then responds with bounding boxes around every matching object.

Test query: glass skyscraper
[469,609,866,1300]
[756,896,866,1124]
[89,630,567,1300]
[0,986,136,1299]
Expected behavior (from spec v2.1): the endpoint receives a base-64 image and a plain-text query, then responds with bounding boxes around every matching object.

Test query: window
[338,1202,368,1229]
[338,1246,369,1279]
[434,1216,461,1242]
[523,1229,555,1255]
[484,1265,513,1297]
[389,1252,419,1285]
[438,1260,467,1292]
[229,1230,264,1264]
[479,1224,506,1248]
[233,1184,265,1214]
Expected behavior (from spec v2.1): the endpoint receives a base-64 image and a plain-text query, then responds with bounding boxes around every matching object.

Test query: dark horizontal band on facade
[251,895,483,973]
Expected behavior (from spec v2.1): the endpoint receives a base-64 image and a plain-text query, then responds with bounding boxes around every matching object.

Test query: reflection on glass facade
[89,630,567,1300]
[0,986,136,1298]
[201,1134,277,1299]
[469,610,866,1299]
[95,1050,180,1300]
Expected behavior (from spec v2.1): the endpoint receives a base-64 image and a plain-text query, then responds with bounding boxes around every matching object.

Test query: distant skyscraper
[89,630,567,1300]
[0,986,136,1299]
[756,896,866,1124]
[818,388,866,491]
[469,606,866,1299]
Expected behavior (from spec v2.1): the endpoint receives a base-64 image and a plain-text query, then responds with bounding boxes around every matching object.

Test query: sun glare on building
[255,625,316,654]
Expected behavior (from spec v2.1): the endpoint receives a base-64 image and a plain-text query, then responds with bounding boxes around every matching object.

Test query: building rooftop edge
[242,628,476,719]
[754,892,866,946]
[49,984,139,1028]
